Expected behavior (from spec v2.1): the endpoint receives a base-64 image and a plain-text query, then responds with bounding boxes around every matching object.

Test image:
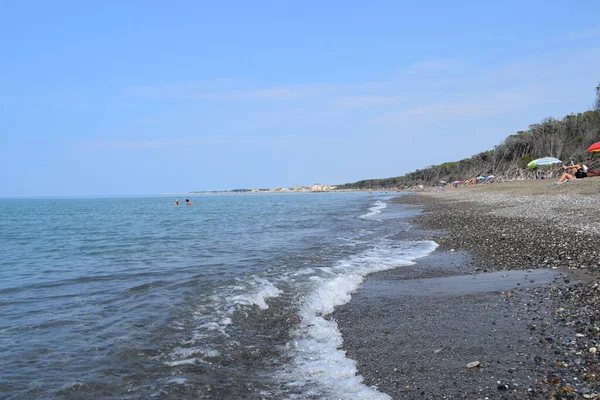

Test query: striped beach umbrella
[527,157,562,168]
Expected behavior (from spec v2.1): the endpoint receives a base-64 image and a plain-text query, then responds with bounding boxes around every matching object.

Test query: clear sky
[1,1,599,196]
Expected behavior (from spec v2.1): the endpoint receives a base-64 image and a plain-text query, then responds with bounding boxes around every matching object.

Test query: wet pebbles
[334,189,600,399]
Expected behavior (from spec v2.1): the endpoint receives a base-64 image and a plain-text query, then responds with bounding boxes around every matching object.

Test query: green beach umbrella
[527,157,562,169]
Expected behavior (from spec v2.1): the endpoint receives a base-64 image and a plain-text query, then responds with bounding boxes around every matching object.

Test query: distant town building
[310,184,336,191]
[249,184,336,193]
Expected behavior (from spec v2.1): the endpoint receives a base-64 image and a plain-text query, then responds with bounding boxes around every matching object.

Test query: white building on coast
[249,184,337,193]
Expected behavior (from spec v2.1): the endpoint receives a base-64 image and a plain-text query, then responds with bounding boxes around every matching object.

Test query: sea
[0,192,437,399]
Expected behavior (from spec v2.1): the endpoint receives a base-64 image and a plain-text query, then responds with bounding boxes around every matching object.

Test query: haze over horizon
[1,1,599,197]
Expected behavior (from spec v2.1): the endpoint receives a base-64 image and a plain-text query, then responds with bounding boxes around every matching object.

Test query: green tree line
[339,84,600,189]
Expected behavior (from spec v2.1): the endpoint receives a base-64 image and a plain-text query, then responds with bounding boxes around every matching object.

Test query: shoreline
[334,180,600,399]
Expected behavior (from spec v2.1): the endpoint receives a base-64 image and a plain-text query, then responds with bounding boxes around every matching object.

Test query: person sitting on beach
[556,164,582,183]
[174,199,179,206]
[555,164,600,182]
[185,199,192,206]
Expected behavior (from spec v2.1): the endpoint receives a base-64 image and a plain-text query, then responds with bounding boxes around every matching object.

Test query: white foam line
[359,200,387,220]
[163,358,206,367]
[166,377,188,385]
[280,240,438,399]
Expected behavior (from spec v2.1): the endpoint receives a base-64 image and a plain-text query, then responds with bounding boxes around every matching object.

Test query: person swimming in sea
[173,199,179,206]
[185,199,192,206]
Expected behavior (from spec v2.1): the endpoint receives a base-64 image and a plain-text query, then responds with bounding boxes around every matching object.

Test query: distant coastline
[164,184,353,195]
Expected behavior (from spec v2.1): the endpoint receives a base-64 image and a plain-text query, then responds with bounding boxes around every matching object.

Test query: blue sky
[1,1,599,196]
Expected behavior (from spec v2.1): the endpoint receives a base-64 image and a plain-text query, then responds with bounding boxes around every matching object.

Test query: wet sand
[334,179,600,399]
[366,269,563,297]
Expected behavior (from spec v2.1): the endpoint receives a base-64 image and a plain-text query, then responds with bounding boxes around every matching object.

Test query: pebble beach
[334,179,600,399]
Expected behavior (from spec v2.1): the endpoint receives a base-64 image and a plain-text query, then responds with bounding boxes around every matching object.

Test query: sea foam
[279,239,438,399]
[165,275,282,366]
[359,200,387,220]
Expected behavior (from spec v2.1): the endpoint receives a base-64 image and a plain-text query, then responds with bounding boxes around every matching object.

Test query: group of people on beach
[442,162,599,189]
[173,199,192,206]
[469,174,494,184]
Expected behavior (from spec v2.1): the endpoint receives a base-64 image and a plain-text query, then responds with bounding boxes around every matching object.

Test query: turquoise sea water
[0,192,435,399]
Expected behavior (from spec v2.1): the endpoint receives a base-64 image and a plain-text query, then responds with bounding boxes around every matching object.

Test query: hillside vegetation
[340,84,600,189]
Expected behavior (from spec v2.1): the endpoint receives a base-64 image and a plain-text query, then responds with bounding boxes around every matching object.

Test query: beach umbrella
[587,142,600,152]
[527,157,562,168]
